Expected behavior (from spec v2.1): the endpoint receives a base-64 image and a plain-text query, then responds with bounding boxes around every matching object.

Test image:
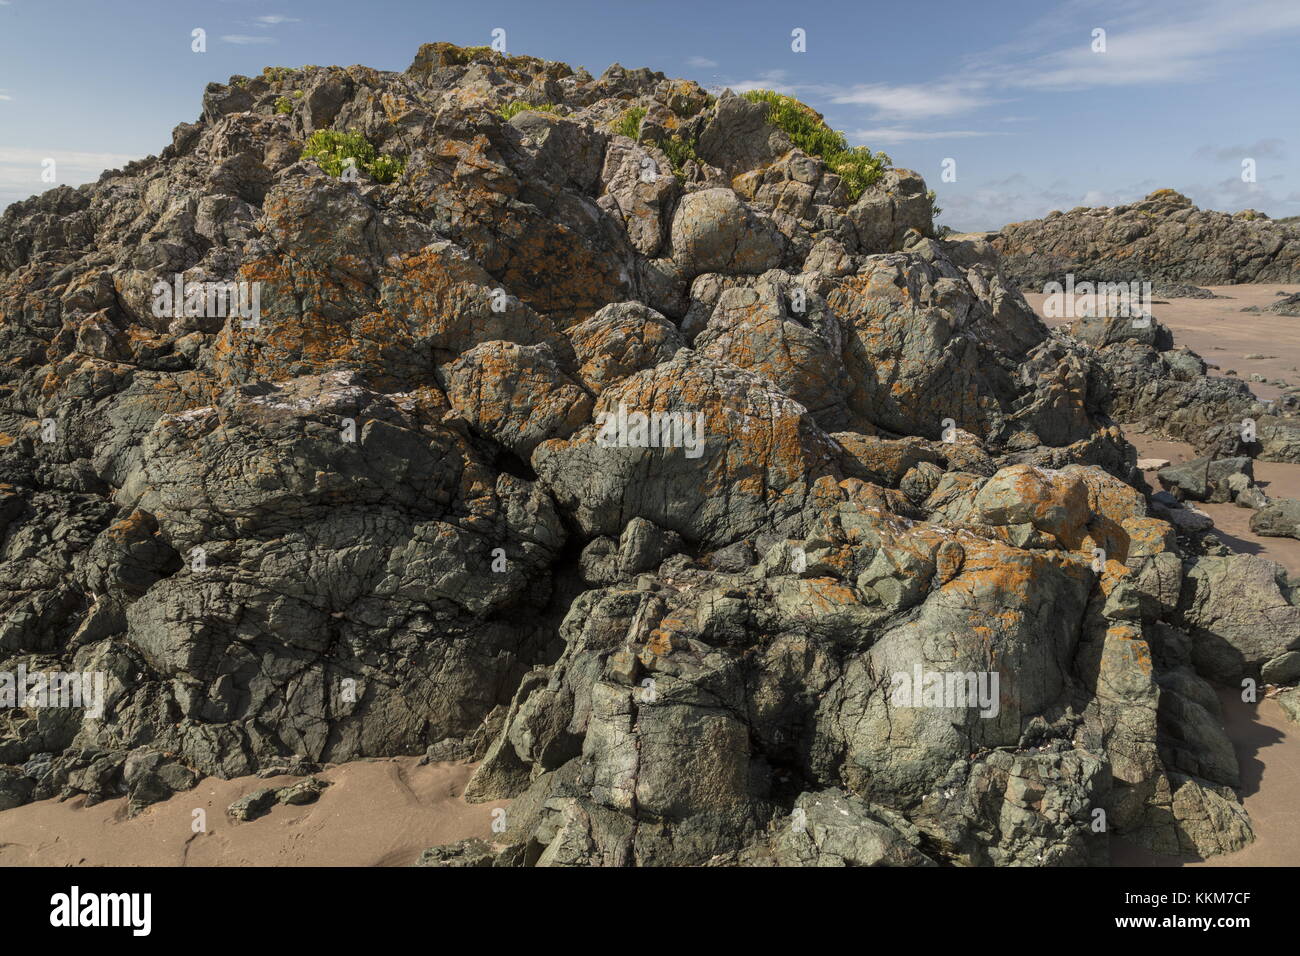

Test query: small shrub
[831,147,893,200]
[444,45,494,66]
[497,100,557,120]
[368,153,406,185]
[927,189,942,222]
[300,130,407,185]
[661,134,697,177]
[741,89,891,199]
[274,97,293,115]
[613,105,647,140]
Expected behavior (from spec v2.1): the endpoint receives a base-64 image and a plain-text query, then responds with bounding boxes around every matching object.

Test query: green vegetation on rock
[300,130,406,184]
[660,134,698,177]
[611,105,696,180]
[613,105,647,140]
[927,188,943,222]
[741,89,891,199]
[497,100,558,120]
[263,66,298,84]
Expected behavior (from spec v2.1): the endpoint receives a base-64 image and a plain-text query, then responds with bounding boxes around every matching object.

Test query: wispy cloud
[830,84,994,120]
[852,127,1007,145]
[0,90,11,102]
[221,34,277,45]
[1194,138,1287,163]
[735,1,1300,144]
[256,15,300,26]
[687,56,718,69]
[723,69,798,95]
[0,147,145,209]
[999,0,1300,91]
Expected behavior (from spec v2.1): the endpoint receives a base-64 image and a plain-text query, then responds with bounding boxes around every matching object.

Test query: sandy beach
[1111,691,1300,867]
[0,758,504,867]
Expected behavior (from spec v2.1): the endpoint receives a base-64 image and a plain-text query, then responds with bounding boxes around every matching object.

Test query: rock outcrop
[0,43,1296,866]
[992,189,1300,287]
[1245,291,1300,317]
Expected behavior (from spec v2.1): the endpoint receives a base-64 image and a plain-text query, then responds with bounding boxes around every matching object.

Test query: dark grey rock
[415,838,498,867]
[993,190,1300,286]
[227,788,279,822]
[1250,498,1300,539]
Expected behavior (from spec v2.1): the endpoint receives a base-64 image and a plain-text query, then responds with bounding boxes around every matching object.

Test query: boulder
[1250,498,1300,539]
[669,188,785,279]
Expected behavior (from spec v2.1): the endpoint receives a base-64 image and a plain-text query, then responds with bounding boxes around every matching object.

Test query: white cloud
[0,147,145,210]
[0,147,141,166]
[756,0,1300,138]
[1181,176,1300,217]
[1194,138,1287,163]
[221,34,277,45]
[256,15,300,26]
[0,91,11,102]
[830,83,994,120]
[852,127,1006,145]
[1003,0,1300,91]
[687,56,719,69]
[723,70,798,95]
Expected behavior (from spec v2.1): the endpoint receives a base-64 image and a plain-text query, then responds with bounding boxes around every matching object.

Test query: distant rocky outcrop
[992,189,1300,287]
[1,43,1298,867]
[1242,291,1300,317]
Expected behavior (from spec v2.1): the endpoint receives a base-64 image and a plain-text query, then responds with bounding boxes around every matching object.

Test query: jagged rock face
[991,189,1300,286]
[1049,313,1300,464]
[0,42,1295,866]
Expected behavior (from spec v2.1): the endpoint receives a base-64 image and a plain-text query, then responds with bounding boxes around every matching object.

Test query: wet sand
[0,757,504,867]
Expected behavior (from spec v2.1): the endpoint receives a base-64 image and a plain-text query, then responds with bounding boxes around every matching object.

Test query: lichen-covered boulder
[669,188,785,279]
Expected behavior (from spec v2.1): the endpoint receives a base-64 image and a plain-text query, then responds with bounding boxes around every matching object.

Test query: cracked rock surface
[1,43,1297,866]
[990,189,1300,287]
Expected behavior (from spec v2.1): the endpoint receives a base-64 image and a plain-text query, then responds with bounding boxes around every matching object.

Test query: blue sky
[1,0,1298,231]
